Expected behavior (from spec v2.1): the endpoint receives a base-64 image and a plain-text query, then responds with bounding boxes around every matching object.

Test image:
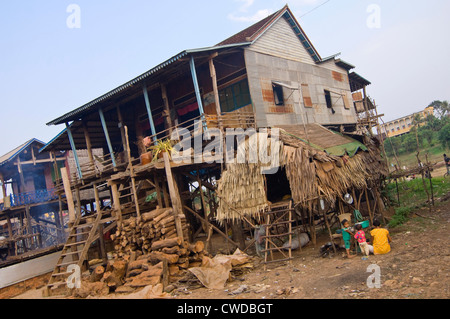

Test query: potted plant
[150,139,175,161]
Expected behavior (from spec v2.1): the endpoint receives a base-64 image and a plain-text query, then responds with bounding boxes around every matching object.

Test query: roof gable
[0,139,46,167]
[217,5,321,63]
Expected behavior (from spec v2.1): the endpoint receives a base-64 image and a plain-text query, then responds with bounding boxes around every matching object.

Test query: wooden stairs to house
[262,201,294,268]
[43,207,117,297]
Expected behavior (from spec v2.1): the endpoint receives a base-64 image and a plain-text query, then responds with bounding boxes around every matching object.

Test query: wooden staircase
[43,207,116,297]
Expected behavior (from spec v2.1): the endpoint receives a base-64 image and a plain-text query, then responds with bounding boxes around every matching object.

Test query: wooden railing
[144,111,257,151]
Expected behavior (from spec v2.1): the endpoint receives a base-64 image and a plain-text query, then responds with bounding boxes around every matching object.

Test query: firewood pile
[79,236,208,297]
[111,207,189,260]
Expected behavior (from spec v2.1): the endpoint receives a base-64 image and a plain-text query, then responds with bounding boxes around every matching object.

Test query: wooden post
[111,183,122,223]
[17,157,33,238]
[75,187,82,219]
[98,223,107,263]
[162,181,170,208]
[61,167,76,224]
[82,121,95,172]
[160,84,173,135]
[163,152,185,245]
[124,126,141,218]
[0,172,7,199]
[116,106,128,159]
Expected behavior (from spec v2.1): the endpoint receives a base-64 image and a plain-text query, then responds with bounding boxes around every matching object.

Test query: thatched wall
[216,163,268,224]
[215,129,388,222]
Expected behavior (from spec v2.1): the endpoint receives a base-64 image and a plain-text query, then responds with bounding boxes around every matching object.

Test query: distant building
[380,106,434,138]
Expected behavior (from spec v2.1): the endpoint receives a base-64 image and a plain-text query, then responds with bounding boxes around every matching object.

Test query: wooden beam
[163,152,185,245]
[111,183,122,223]
[160,83,173,134]
[124,126,141,218]
[61,167,76,224]
[82,121,95,168]
[208,54,222,117]
[183,205,240,248]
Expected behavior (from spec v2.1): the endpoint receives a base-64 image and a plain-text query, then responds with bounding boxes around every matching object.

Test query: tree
[418,127,434,146]
[438,124,450,150]
[429,100,449,119]
[403,133,417,153]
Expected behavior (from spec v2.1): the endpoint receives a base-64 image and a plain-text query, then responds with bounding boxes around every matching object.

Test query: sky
[0,0,449,157]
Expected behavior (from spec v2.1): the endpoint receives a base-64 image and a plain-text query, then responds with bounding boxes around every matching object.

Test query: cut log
[162,246,180,255]
[90,265,105,282]
[141,208,169,223]
[168,265,180,276]
[148,251,179,265]
[127,259,148,271]
[151,237,182,251]
[128,276,161,288]
[189,241,205,254]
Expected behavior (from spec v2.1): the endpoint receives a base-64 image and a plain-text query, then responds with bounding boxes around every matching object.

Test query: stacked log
[111,207,189,260]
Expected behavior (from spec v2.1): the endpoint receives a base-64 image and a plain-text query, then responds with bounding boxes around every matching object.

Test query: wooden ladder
[117,178,142,214]
[43,208,108,297]
[262,201,294,269]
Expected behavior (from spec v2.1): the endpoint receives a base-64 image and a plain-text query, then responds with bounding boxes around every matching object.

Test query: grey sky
[0,0,448,156]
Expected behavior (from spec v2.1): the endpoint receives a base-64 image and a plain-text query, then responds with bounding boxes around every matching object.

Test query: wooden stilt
[61,167,76,225]
[163,152,185,245]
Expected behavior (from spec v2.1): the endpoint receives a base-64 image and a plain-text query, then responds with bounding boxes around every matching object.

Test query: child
[370,220,392,255]
[354,224,370,258]
[340,219,355,259]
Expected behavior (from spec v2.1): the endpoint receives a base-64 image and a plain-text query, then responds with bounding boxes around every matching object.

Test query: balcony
[0,189,59,210]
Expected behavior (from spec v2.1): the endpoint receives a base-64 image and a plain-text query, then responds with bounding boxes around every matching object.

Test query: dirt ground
[5,195,450,300]
[176,202,450,300]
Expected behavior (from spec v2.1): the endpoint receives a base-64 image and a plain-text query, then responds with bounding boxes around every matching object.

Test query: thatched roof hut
[215,124,388,223]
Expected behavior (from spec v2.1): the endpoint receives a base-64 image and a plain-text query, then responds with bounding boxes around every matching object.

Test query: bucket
[357,220,370,229]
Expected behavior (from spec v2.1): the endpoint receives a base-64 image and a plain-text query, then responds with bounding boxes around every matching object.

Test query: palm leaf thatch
[215,128,388,222]
[216,163,268,224]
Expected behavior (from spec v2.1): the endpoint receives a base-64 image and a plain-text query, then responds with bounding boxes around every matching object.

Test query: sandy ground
[4,193,449,300]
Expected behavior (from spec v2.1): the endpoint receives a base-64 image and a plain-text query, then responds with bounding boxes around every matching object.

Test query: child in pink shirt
[354,224,370,257]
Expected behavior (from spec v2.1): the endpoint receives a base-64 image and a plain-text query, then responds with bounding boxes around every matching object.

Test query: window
[324,90,333,109]
[219,79,251,112]
[272,84,284,106]
[324,90,335,114]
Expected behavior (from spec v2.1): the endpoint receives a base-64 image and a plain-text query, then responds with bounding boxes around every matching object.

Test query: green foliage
[429,100,449,119]
[438,123,450,150]
[386,177,450,227]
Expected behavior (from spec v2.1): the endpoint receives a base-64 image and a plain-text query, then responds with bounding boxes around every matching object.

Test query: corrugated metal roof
[46,43,250,127]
